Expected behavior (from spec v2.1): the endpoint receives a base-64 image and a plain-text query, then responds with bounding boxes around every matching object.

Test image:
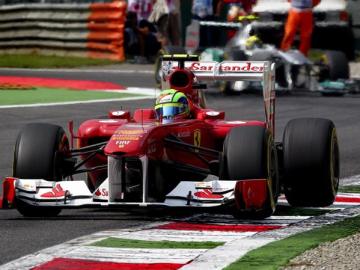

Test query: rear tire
[322,51,349,80]
[221,126,279,219]
[282,118,339,207]
[13,123,70,217]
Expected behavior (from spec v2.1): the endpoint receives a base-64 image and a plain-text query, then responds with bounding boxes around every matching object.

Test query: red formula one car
[1,55,339,219]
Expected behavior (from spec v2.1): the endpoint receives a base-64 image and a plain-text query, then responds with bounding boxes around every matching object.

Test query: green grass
[0,53,119,68]
[339,185,360,193]
[0,87,139,105]
[92,237,224,249]
[225,215,360,270]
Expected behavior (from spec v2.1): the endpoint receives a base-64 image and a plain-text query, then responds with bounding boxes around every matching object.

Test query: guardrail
[0,0,126,61]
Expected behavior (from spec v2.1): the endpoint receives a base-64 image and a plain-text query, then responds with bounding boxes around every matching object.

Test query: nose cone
[104,124,153,155]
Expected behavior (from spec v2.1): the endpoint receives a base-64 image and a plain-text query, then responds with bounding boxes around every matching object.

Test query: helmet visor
[155,103,186,121]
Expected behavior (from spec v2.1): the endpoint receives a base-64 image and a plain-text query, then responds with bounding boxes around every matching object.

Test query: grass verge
[339,185,360,193]
[225,215,360,270]
[92,237,224,249]
[0,54,119,68]
[0,87,139,106]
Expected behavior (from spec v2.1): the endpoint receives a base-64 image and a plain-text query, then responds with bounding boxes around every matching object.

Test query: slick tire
[13,123,69,217]
[14,123,69,181]
[323,50,349,80]
[282,118,340,207]
[221,126,279,219]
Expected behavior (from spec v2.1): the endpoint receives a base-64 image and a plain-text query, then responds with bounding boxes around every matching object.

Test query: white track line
[0,67,154,74]
[107,229,256,242]
[62,246,205,264]
[0,87,160,109]
[0,96,153,109]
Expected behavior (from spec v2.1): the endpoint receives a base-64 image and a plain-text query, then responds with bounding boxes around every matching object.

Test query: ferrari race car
[1,55,340,219]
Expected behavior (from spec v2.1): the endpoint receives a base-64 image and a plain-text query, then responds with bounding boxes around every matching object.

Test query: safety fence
[0,0,127,61]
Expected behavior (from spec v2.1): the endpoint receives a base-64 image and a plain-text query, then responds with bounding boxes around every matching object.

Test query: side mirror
[108,110,131,120]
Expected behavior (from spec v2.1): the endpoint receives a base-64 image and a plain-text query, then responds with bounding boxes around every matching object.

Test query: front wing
[14,178,238,208]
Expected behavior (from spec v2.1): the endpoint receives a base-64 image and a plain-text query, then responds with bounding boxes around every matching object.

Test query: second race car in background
[252,0,355,60]
[218,14,357,95]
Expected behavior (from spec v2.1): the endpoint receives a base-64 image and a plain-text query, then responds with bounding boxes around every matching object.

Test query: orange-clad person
[280,0,321,56]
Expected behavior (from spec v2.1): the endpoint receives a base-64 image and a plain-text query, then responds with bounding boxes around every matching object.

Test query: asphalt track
[0,68,360,265]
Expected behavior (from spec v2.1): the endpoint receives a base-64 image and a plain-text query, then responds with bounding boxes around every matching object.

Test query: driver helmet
[245,35,262,50]
[155,89,190,123]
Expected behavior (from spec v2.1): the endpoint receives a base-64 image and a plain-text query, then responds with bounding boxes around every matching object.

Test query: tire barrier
[0,1,127,61]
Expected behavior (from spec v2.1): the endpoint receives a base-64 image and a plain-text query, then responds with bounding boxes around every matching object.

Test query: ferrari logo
[194,129,201,147]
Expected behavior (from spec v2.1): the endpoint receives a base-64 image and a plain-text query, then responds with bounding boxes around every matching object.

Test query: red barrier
[0,2,127,61]
[88,0,127,61]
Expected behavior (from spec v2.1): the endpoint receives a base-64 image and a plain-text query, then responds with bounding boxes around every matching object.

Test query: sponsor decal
[194,129,201,147]
[19,182,37,191]
[115,129,145,135]
[188,62,215,71]
[187,62,265,72]
[177,130,191,138]
[220,62,264,72]
[40,184,65,198]
[112,129,147,146]
[115,140,130,148]
[194,189,223,199]
[162,61,265,77]
[112,135,140,141]
[95,188,109,197]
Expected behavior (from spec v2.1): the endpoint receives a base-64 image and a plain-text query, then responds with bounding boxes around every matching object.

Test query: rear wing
[161,55,276,135]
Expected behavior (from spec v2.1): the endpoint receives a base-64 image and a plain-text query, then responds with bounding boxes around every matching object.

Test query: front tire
[221,126,279,219]
[282,118,340,207]
[13,123,70,217]
[322,50,349,80]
